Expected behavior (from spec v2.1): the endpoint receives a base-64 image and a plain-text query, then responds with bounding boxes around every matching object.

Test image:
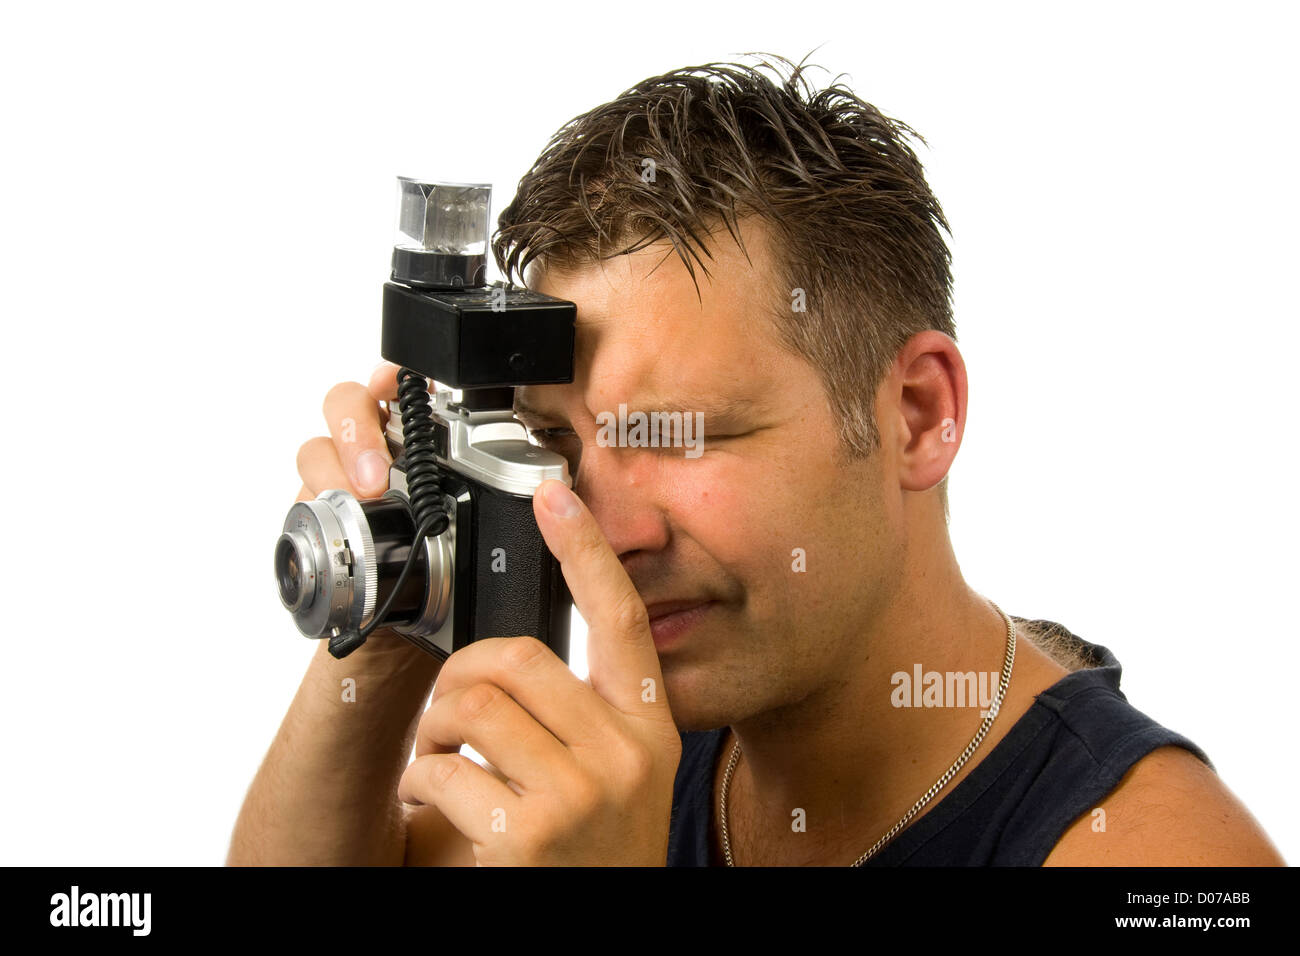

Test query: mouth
[645,599,716,650]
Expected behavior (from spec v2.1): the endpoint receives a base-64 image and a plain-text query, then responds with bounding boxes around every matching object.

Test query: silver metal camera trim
[279,492,377,641]
[384,386,571,496]
[379,486,457,656]
[323,489,379,632]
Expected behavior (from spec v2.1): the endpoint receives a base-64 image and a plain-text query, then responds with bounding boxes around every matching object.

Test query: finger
[296,436,357,498]
[415,683,574,793]
[370,363,435,427]
[368,361,401,403]
[431,637,610,750]
[322,381,391,497]
[398,752,518,847]
[532,480,669,722]
[295,482,313,503]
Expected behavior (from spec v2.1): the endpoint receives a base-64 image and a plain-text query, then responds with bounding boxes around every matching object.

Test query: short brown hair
[493,53,955,476]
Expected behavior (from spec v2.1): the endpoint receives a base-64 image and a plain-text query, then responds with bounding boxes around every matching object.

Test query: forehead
[526,219,791,409]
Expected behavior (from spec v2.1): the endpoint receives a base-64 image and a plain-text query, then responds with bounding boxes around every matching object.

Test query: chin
[658,671,739,733]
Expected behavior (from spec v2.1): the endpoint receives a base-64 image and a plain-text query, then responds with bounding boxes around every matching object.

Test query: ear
[888,330,966,492]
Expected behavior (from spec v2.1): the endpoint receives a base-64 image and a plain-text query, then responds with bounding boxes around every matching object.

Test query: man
[229,56,1283,866]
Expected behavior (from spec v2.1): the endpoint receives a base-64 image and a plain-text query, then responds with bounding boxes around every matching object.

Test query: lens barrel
[274,490,451,643]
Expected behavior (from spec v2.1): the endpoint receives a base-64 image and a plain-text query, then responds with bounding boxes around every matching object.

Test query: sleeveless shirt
[665,619,1213,866]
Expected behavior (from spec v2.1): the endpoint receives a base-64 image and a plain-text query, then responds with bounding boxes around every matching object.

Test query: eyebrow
[513,391,758,426]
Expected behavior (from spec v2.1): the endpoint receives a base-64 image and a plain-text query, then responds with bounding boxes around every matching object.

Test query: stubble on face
[523,219,901,733]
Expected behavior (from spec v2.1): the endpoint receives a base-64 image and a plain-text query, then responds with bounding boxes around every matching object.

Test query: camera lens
[275,533,308,612]
[275,490,453,649]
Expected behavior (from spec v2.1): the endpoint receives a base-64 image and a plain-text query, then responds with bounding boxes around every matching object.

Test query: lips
[644,598,714,621]
[644,598,717,649]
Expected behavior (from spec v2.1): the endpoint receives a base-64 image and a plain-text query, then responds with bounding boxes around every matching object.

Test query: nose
[571,441,671,568]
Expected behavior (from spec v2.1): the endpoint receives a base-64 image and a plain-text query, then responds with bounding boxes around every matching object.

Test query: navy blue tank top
[665,619,1213,866]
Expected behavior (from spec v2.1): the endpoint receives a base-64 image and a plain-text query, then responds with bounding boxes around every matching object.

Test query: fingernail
[354,450,389,493]
[542,480,581,518]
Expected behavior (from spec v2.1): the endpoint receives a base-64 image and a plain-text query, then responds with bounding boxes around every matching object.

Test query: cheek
[663,445,889,624]
[658,454,831,603]
[659,456,755,559]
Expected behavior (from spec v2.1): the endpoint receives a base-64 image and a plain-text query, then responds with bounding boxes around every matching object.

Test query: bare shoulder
[1043,745,1285,866]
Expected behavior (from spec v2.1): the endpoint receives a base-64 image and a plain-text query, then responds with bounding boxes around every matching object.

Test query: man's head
[496,55,955,464]
[495,56,967,730]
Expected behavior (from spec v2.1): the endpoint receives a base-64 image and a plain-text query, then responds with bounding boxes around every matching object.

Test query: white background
[1,0,1294,865]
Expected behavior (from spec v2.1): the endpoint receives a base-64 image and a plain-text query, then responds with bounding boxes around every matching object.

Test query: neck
[721,506,1022,866]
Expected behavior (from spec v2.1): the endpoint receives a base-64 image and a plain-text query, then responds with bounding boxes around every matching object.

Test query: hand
[295,362,401,505]
[398,479,683,865]
[294,362,428,657]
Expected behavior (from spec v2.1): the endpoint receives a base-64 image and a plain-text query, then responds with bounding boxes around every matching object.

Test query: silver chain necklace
[719,601,1017,867]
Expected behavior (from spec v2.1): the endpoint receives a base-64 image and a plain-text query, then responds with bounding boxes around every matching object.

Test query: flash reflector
[392,178,491,289]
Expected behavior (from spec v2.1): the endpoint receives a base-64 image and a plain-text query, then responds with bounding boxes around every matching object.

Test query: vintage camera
[273,178,575,662]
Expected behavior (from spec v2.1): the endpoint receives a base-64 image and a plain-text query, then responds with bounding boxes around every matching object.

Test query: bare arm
[229,366,453,865]
[228,633,442,865]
